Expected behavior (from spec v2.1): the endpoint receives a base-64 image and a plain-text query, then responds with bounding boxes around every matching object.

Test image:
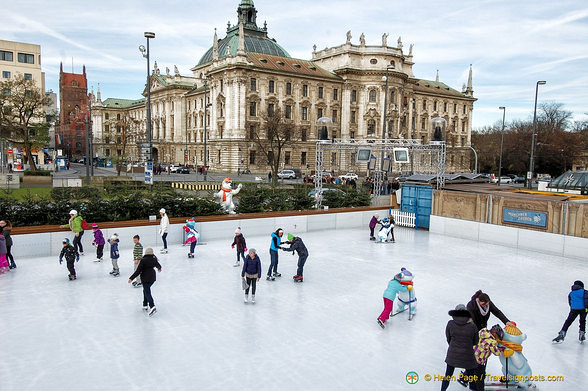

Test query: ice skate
[109,270,116,275]
[273,272,281,277]
[251,295,255,303]
[142,306,149,311]
[134,282,142,288]
[580,331,585,343]
[377,318,385,329]
[369,236,375,241]
[552,330,566,343]
[266,275,275,281]
[244,294,248,303]
[112,271,120,277]
[79,252,84,256]
[93,258,102,262]
[160,249,168,254]
[233,261,240,267]
[68,274,74,280]
[294,275,303,282]
[148,307,157,316]
[132,281,137,287]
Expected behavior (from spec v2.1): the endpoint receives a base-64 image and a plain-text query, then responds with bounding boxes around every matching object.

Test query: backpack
[81,219,90,230]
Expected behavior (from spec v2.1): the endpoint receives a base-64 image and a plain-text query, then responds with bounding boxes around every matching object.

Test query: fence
[172,182,221,191]
[389,209,416,228]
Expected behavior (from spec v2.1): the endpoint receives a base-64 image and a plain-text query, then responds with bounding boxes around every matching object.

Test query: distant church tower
[58,63,89,158]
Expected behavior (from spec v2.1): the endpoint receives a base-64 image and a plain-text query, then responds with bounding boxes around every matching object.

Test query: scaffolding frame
[314,138,446,207]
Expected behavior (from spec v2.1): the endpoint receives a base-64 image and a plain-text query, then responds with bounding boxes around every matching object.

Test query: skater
[0,220,16,269]
[376,272,404,328]
[91,223,105,262]
[471,325,504,391]
[553,280,588,343]
[281,233,308,282]
[440,304,479,391]
[59,238,79,280]
[159,208,169,254]
[387,214,396,242]
[109,233,120,276]
[0,234,9,274]
[61,209,85,255]
[466,290,515,331]
[241,248,261,303]
[369,213,379,240]
[267,228,283,280]
[183,218,199,258]
[231,227,247,267]
[132,235,143,287]
[128,247,162,316]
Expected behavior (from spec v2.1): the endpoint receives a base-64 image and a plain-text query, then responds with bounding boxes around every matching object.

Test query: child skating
[91,223,105,262]
[553,280,588,343]
[280,233,308,282]
[59,238,79,280]
[377,272,404,328]
[109,233,120,276]
[231,227,247,267]
[183,218,199,258]
[267,228,283,280]
[128,247,162,316]
[241,248,261,303]
[369,213,379,241]
[132,235,143,287]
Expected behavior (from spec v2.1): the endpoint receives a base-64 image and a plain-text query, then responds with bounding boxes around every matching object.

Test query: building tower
[58,63,89,159]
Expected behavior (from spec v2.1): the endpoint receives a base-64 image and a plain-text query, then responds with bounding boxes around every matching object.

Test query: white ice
[1,226,586,390]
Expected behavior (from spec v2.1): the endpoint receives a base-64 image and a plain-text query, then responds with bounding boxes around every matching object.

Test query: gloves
[244,247,247,252]
[59,258,63,264]
[232,245,235,249]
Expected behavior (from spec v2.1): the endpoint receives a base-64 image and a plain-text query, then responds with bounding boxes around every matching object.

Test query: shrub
[24,170,51,176]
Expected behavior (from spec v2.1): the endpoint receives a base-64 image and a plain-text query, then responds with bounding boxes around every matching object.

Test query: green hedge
[23,170,51,176]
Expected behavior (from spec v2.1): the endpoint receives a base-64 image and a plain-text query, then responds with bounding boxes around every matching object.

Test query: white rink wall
[14,209,392,258]
[430,215,588,260]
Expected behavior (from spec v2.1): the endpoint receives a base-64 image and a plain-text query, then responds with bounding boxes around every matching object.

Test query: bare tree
[0,75,50,170]
[251,108,299,185]
[103,115,143,176]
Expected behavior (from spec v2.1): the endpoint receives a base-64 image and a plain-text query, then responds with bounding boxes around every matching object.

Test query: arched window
[367,119,376,136]
[369,90,377,103]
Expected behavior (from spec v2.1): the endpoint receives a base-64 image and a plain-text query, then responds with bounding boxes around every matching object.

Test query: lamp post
[467,145,478,174]
[139,32,155,163]
[528,80,546,189]
[201,78,212,181]
[381,65,394,170]
[498,106,506,185]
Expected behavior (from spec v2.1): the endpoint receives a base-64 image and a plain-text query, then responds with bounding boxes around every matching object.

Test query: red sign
[7,149,13,153]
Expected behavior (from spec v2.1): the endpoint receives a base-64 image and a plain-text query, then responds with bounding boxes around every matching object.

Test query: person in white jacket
[159,208,169,254]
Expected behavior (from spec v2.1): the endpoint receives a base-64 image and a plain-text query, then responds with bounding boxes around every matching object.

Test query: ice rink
[1,226,586,390]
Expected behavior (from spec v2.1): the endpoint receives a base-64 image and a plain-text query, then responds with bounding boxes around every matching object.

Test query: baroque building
[92,0,476,173]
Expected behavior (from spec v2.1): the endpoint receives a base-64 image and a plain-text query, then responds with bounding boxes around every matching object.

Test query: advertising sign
[503,208,547,227]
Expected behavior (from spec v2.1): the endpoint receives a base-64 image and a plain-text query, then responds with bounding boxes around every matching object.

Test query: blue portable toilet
[400,184,433,229]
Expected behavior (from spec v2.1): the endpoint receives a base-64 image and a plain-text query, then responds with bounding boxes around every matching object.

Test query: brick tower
[58,63,89,159]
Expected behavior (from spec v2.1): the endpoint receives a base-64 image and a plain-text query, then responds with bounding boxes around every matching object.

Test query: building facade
[92,0,476,174]
[58,63,90,159]
[0,39,45,93]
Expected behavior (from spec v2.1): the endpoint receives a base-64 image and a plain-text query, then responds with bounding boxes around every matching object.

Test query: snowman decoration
[497,324,535,389]
[394,267,417,319]
[215,177,242,214]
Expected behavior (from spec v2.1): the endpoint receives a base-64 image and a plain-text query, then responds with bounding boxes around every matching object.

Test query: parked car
[176,166,190,174]
[492,176,512,184]
[308,188,345,202]
[285,168,302,178]
[508,175,525,184]
[277,169,296,179]
[339,173,359,181]
[169,164,179,173]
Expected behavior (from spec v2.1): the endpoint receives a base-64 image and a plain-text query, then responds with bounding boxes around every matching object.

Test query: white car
[339,173,359,181]
[492,176,512,184]
[277,169,296,179]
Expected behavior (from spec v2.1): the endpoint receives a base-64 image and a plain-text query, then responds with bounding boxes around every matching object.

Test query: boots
[553,330,566,343]
[251,295,255,304]
[244,294,248,303]
[580,330,585,342]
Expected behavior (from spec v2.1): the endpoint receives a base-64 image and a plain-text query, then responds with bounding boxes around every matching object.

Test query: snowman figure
[497,324,535,389]
[215,177,242,214]
[376,217,394,242]
[394,267,417,319]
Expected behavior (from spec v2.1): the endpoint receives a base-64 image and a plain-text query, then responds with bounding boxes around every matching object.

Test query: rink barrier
[429,215,588,260]
[172,182,221,191]
[10,206,393,257]
[388,209,416,228]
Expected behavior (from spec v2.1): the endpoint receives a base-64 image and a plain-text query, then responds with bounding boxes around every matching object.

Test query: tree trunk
[25,142,38,171]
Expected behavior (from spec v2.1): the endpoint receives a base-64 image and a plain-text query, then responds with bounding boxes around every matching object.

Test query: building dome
[196,0,290,67]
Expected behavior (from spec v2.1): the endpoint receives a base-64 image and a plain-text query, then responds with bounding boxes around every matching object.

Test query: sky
[2,0,587,129]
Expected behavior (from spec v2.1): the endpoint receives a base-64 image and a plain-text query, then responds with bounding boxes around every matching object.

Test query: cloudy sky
[2,0,587,128]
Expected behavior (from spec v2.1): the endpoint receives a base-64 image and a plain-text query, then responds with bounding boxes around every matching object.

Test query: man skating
[281,233,308,282]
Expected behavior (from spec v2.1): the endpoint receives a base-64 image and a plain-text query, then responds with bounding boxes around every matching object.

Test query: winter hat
[393,272,403,282]
[504,324,522,336]
[235,228,241,234]
[400,267,412,277]
[374,213,379,218]
[63,238,70,244]
[448,304,470,317]
[92,223,99,229]
[144,248,154,255]
[287,233,294,241]
[159,208,166,214]
[69,209,78,216]
[110,233,118,240]
[248,248,256,254]
[490,324,505,340]
[574,280,584,288]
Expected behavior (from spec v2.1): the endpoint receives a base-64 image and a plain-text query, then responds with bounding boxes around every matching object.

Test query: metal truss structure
[314,138,446,207]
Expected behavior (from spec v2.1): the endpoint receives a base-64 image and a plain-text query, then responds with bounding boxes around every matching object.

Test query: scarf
[477,300,490,317]
[497,338,522,352]
[221,187,231,202]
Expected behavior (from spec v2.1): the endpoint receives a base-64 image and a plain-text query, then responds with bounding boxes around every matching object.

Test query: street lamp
[139,31,155,163]
[202,78,212,181]
[498,106,506,186]
[528,80,546,189]
[381,65,395,170]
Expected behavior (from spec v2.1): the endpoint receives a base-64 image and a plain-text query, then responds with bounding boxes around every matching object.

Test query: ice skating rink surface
[1,227,586,390]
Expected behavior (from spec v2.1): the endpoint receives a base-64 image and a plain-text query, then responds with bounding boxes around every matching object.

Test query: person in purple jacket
[241,248,261,304]
[369,214,379,241]
[91,223,106,262]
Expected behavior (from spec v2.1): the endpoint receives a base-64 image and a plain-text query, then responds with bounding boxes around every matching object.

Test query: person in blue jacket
[553,280,588,343]
[266,228,283,281]
[377,272,404,328]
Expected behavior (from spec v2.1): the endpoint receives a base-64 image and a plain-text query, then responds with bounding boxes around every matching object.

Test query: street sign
[145,162,154,185]
[526,171,532,179]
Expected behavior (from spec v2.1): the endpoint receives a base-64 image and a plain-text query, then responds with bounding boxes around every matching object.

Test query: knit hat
[248,248,256,254]
[63,238,70,244]
[504,324,522,336]
[448,304,470,317]
[110,233,118,240]
[490,324,505,340]
[574,280,584,288]
[287,233,294,241]
[374,213,379,218]
[144,248,154,255]
[235,228,241,234]
[400,267,412,277]
[69,209,78,216]
[393,272,403,282]
[159,208,166,214]
[92,223,99,229]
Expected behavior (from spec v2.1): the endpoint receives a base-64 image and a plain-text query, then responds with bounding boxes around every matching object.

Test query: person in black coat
[441,304,479,391]
[59,238,79,280]
[128,248,162,316]
[241,248,261,303]
[466,290,515,331]
[280,233,308,282]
